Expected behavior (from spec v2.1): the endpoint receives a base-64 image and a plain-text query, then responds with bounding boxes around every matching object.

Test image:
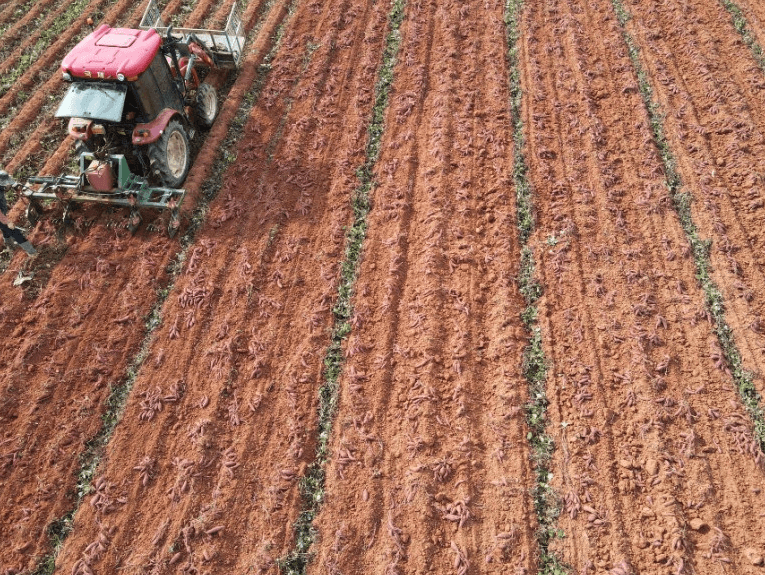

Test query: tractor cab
[56,51,185,127]
[56,26,187,162]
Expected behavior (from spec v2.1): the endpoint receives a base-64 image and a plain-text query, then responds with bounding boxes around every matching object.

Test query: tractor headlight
[117,73,125,81]
[62,71,72,81]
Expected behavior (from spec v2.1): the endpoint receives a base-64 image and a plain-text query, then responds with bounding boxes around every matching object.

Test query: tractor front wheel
[195,83,218,129]
[148,120,190,188]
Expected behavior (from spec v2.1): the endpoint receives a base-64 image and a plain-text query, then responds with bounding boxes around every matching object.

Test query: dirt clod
[688,518,707,531]
[745,548,765,567]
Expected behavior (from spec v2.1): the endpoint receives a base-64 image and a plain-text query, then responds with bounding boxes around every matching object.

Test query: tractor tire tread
[195,83,218,129]
[147,119,190,188]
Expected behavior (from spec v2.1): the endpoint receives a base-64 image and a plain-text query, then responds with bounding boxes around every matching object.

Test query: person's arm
[0,211,12,229]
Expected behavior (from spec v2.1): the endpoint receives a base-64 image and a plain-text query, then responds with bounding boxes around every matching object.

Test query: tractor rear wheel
[195,83,218,129]
[148,119,190,188]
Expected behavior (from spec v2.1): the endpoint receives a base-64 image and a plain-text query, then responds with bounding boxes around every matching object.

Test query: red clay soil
[521,0,765,573]
[52,0,393,574]
[309,0,536,573]
[24,134,76,182]
[184,0,215,29]
[3,0,765,573]
[0,229,178,574]
[0,75,65,162]
[208,0,237,29]
[0,0,59,53]
[4,117,65,174]
[624,0,765,402]
[180,0,284,211]
[160,0,188,23]
[0,0,278,570]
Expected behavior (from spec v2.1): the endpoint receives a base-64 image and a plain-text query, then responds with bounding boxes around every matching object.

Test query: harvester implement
[22,153,184,237]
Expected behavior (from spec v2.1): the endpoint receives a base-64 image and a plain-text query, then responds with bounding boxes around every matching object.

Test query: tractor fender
[68,117,93,141]
[132,109,184,145]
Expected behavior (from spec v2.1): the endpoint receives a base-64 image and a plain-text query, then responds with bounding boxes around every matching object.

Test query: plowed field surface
[522,0,765,573]
[310,0,537,572]
[1,0,765,574]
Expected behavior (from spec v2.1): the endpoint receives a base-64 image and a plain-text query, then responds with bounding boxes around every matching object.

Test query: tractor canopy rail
[139,0,245,69]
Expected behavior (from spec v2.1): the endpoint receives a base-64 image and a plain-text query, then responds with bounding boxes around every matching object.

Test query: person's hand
[6,221,13,230]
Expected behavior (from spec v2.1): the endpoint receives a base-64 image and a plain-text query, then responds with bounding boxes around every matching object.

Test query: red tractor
[17,0,244,236]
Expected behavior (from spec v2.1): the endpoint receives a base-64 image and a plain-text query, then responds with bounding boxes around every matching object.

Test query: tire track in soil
[623,0,765,404]
[180,0,285,211]
[310,0,536,573]
[522,0,765,573]
[52,0,392,572]
[0,0,276,570]
[277,0,406,567]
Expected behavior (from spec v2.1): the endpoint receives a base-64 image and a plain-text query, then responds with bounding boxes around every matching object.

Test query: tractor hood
[61,25,161,80]
[55,82,127,123]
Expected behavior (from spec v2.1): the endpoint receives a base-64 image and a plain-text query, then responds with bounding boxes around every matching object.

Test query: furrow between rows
[623,0,765,410]
[310,0,537,572]
[0,0,287,570]
[52,0,393,570]
[521,0,765,573]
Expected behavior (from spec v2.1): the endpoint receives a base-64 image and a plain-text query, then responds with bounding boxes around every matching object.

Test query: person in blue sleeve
[0,171,36,256]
